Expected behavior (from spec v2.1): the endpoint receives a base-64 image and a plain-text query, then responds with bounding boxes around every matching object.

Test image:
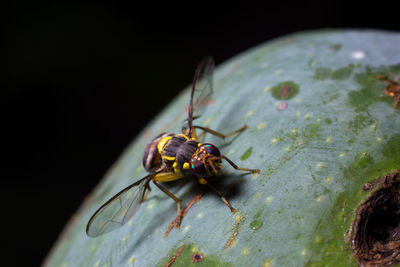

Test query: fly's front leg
[194,125,248,139]
[222,155,260,174]
[198,178,236,213]
[153,181,183,228]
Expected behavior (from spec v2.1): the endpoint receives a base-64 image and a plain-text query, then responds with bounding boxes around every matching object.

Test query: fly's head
[189,143,222,178]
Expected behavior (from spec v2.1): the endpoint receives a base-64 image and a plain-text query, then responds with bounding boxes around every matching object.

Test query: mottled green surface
[44,30,400,267]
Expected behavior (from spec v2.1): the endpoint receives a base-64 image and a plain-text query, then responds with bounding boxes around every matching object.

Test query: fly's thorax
[142,132,174,172]
[158,134,198,173]
[161,134,190,161]
[175,139,199,174]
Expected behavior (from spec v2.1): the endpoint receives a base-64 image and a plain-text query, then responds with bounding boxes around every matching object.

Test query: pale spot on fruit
[246,110,254,117]
[263,259,272,267]
[316,162,323,169]
[146,200,157,211]
[242,248,250,255]
[271,137,279,144]
[350,50,366,60]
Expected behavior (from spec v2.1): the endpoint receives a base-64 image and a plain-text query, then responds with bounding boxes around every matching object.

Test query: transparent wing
[187,57,215,137]
[86,175,151,237]
[191,57,215,119]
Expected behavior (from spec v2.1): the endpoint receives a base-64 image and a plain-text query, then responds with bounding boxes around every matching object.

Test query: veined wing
[86,175,152,237]
[188,57,215,138]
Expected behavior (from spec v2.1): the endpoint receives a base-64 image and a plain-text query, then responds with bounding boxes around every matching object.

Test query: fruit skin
[44,30,400,267]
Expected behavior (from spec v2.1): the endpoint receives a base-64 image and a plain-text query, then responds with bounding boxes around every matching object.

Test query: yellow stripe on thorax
[162,155,175,161]
[157,136,172,154]
[176,134,189,140]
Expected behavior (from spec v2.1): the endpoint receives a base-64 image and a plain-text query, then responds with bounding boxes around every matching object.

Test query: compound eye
[190,158,206,177]
[199,143,221,157]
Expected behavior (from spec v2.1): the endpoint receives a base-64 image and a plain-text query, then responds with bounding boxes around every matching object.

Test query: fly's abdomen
[142,132,173,172]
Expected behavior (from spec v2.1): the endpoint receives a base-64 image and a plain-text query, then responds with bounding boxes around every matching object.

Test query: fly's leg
[141,180,152,203]
[182,126,201,140]
[153,181,183,228]
[194,125,248,139]
[198,178,236,213]
[222,155,260,173]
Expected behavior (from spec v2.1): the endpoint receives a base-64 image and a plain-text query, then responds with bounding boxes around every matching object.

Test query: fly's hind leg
[153,181,183,228]
[194,125,248,139]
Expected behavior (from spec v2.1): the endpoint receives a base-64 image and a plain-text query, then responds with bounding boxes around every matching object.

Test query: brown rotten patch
[351,170,400,266]
[376,75,400,108]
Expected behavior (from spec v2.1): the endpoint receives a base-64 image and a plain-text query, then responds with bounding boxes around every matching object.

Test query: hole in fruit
[277,101,288,111]
[351,170,400,266]
[191,253,204,263]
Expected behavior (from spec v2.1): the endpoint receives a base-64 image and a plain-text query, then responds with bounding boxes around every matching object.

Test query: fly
[86,57,260,237]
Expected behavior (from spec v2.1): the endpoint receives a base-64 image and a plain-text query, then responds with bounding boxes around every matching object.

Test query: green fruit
[44,30,400,267]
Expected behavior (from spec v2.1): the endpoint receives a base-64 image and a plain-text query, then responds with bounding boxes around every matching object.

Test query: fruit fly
[86,57,260,237]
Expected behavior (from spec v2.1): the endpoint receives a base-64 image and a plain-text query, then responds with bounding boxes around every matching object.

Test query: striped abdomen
[142,132,173,172]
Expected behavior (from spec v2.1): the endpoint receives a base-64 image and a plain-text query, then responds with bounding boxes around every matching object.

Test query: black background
[3,1,400,266]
